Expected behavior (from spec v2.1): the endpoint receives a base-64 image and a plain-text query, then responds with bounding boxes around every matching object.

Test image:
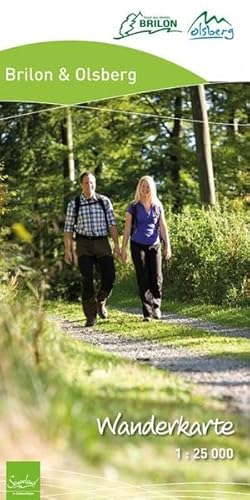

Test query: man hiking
[64,171,120,327]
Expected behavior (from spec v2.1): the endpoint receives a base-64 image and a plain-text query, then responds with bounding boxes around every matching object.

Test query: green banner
[0,41,206,104]
[6,461,40,499]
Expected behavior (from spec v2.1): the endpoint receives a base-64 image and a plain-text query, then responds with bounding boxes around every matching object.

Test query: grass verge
[1,296,249,495]
[51,302,250,362]
[110,279,250,328]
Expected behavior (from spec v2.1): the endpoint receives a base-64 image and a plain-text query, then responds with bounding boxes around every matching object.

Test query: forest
[0,83,249,305]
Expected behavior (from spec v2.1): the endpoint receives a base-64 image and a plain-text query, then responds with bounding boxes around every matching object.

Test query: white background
[1,0,249,81]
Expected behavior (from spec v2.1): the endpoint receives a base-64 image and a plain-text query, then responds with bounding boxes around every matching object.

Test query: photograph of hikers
[0,83,249,498]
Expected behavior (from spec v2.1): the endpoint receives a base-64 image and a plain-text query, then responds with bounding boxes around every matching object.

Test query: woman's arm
[159,212,172,260]
[121,212,132,262]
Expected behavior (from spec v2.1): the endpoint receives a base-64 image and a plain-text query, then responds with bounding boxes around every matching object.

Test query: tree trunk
[62,107,75,182]
[61,107,75,211]
[169,91,182,212]
[190,85,216,205]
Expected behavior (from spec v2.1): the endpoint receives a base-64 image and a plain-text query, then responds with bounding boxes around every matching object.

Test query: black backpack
[74,194,109,233]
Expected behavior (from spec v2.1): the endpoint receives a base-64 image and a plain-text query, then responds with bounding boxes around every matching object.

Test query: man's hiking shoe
[85,317,96,327]
[152,307,161,320]
[82,297,97,325]
[97,301,108,319]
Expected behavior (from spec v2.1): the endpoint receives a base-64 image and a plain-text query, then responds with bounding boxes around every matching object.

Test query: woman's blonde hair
[133,176,159,205]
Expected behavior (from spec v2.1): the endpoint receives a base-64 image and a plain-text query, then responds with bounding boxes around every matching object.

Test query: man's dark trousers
[77,236,115,320]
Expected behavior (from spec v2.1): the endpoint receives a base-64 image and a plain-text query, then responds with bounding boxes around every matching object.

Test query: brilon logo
[114,11,182,39]
[188,11,234,40]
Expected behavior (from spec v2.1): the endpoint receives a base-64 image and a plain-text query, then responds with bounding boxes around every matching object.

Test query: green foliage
[161,301,250,328]
[0,84,249,304]
[165,208,249,305]
[1,292,250,487]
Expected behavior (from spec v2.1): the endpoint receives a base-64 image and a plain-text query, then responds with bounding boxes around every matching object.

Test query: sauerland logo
[6,461,40,499]
[188,11,235,40]
[114,11,182,39]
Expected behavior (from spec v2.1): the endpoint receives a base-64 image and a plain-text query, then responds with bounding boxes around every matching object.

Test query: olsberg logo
[114,11,182,39]
[188,11,234,40]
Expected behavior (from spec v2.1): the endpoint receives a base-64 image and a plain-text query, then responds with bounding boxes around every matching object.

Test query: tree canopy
[1,83,249,221]
[0,83,249,305]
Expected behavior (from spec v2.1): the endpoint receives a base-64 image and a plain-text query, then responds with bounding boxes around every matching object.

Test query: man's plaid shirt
[64,193,116,237]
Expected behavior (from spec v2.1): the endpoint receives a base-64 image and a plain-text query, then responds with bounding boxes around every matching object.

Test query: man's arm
[64,199,76,264]
[109,225,120,259]
[64,232,74,264]
[104,197,120,258]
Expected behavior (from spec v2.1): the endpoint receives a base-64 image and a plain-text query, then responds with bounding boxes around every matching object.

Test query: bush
[165,208,249,305]
[2,206,248,307]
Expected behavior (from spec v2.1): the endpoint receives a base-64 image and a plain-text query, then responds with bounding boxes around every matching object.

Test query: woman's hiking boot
[97,301,108,319]
[97,289,109,319]
[152,307,161,320]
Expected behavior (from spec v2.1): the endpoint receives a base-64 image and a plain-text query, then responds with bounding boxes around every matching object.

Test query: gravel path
[124,307,250,339]
[51,311,250,415]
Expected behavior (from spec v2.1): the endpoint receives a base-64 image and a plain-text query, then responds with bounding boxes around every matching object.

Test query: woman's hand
[163,246,172,261]
[113,243,120,259]
[120,248,127,263]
